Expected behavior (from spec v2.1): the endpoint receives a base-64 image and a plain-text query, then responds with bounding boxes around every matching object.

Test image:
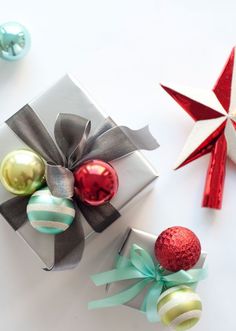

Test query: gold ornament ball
[0,150,45,195]
[157,285,202,331]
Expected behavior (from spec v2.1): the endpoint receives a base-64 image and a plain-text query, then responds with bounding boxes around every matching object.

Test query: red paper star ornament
[162,47,236,209]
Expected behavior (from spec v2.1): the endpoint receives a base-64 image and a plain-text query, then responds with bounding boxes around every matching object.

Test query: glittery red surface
[154,226,201,272]
[74,159,118,206]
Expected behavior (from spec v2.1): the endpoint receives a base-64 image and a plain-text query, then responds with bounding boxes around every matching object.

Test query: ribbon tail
[76,199,120,233]
[0,196,30,230]
[142,282,162,323]
[6,105,64,165]
[88,278,151,309]
[44,203,84,271]
[79,125,159,163]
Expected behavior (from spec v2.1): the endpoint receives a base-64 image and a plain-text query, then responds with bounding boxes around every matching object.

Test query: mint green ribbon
[88,244,207,322]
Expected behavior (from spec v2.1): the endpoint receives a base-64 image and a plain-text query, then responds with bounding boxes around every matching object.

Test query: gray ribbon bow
[0,105,159,271]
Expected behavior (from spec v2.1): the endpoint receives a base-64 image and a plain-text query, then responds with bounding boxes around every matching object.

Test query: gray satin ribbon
[0,105,159,271]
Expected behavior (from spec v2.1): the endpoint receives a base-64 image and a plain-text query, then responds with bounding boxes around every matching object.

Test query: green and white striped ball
[27,187,75,235]
[157,285,202,331]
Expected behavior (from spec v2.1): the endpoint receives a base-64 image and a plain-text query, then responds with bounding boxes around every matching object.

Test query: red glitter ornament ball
[74,159,119,206]
[154,226,201,272]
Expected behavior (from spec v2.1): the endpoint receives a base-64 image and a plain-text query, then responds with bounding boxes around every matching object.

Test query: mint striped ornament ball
[157,285,202,331]
[27,187,75,234]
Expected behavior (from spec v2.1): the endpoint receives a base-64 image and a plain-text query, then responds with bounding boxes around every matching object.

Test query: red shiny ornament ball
[74,159,119,206]
[154,226,201,272]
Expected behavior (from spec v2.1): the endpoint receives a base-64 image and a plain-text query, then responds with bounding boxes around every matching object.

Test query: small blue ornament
[0,22,31,61]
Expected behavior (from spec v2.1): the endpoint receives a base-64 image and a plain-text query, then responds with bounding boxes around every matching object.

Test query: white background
[0,1,235,330]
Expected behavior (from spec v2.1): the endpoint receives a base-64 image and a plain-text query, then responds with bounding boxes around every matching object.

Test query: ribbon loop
[6,105,65,165]
[81,125,159,163]
[91,266,148,286]
[89,279,151,309]
[82,117,116,156]
[130,244,156,277]
[54,113,91,169]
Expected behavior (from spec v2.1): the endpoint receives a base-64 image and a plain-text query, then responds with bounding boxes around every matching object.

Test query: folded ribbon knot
[89,244,207,322]
[154,267,164,282]
[0,106,158,271]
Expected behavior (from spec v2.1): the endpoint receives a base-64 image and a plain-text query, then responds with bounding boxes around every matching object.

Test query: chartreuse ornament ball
[27,187,75,234]
[0,150,45,195]
[157,285,202,331]
[0,22,31,61]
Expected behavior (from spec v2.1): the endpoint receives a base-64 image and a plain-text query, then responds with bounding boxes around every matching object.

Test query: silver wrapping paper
[107,228,207,311]
[0,75,158,269]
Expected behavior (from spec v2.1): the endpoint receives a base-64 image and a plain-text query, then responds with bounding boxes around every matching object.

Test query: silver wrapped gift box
[107,228,207,311]
[0,75,158,269]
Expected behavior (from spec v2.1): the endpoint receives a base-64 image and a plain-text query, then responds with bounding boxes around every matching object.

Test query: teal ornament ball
[27,187,75,235]
[0,22,31,61]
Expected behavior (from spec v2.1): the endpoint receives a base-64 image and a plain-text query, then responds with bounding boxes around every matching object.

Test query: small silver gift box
[0,75,158,269]
[107,228,207,311]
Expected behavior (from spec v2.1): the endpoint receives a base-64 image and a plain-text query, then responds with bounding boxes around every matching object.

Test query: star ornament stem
[162,47,236,209]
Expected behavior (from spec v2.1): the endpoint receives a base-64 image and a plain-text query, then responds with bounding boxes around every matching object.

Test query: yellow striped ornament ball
[27,187,75,235]
[157,285,202,331]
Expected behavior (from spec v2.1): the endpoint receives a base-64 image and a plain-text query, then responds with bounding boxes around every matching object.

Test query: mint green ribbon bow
[88,244,207,322]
